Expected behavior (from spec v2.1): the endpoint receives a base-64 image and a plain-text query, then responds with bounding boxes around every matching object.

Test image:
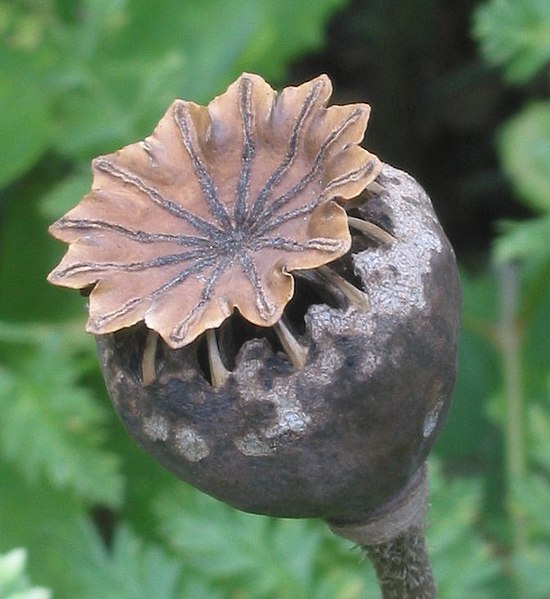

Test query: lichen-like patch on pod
[47,73,381,348]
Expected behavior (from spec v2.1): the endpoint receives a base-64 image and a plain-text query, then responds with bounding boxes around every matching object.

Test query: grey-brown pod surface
[96,163,461,524]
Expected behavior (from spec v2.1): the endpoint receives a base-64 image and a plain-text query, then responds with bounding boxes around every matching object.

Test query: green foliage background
[0,0,549,597]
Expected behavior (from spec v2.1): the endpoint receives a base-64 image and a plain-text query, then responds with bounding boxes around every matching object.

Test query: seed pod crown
[48,73,381,347]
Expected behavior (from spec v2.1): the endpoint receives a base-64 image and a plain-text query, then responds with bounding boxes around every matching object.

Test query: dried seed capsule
[48,74,460,529]
[94,164,460,522]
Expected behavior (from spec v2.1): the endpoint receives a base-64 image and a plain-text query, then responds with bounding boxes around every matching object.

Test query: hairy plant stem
[328,465,435,597]
[364,526,437,599]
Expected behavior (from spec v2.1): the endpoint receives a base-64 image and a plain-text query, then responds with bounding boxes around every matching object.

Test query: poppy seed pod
[48,74,460,546]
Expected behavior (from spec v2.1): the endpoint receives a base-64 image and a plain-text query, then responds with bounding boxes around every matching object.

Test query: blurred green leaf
[512,475,550,539]
[0,332,123,507]
[528,400,550,471]
[235,0,345,80]
[513,544,550,598]
[428,461,502,598]
[39,168,92,221]
[436,269,499,459]
[49,0,344,159]
[0,464,186,597]
[0,548,51,599]
[155,485,328,598]
[522,262,550,382]
[0,462,89,595]
[494,216,550,263]
[473,0,550,83]
[0,170,85,322]
[498,102,550,214]
[61,522,184,599]
[0,49,53,188]
[307,570,370,599]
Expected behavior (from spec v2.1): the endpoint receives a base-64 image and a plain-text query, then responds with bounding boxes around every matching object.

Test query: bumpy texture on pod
[96,163,460,524]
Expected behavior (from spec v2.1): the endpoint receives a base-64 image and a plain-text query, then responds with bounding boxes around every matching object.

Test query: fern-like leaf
[0,331,123,507]
[154,485,326,598]
[473,0,550,83]
[61,521,183,599]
